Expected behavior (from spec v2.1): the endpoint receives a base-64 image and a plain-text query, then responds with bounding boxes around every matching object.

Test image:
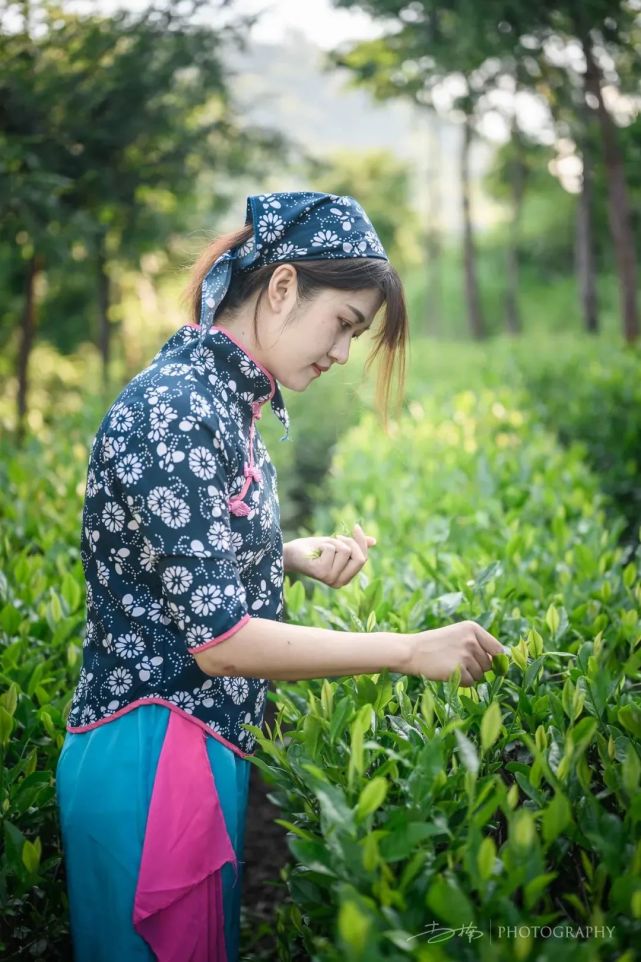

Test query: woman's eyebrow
[346,304,371,327]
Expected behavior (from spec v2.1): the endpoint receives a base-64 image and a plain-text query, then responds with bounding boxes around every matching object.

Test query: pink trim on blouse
[133,709,237,961]
[189,613,252,653]
[186,321,277,399]
[66,699,251,759]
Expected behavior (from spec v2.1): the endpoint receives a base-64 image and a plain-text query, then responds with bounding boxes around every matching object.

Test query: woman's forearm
[192,616,412,680]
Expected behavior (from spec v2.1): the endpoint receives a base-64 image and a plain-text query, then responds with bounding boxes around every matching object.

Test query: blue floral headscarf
[199,190,389,335]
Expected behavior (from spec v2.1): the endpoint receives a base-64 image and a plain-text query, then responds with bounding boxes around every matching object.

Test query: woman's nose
[329,337,351,365]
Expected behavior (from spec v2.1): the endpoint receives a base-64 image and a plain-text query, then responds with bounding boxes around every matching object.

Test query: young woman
[55,191,506,962]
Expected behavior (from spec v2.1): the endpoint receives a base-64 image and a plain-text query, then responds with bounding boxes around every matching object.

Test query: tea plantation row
[252,381,641,962]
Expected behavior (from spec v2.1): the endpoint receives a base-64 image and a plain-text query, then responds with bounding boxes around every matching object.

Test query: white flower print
[86,580,93,608]
[270,558,284,588]
[189,446,218,480]
[140,538,158,572]
[257,212,285,243]
[76,667,94,697]
[329,193,353,207]
[189,539,211,559]
[258,193,282,209]
[273,241,308,259]
[122,592,146,617]
[207,718,225,737]
[191,584,222,617]
[169,691,196,713]
[236,237,255,258]
[115,453,144,485]
[147,485,172,515]
[109,546,130,576]
[86,468,100,497]
[237,356,260,380]
[148,599,172,625]
[162,565,193,595]
[191,392,213,417]
[103,501,125,532]
[157,440,186,473]
[109,405,134,432]
[238,711,254,747]
[311,230,340,247]
[255,687,266,718]
[330,206,354,231]
[102,434,126,460]
[186,624,212,647]
[160,494,190,528]
[194,678,215,708]
[191,345,216,376]
[343,239,368,255]
[144,385,169,405]
[148,401,178,441]
[96,559,110,586]
[107,667,133,695]
[135,654,163,682]
[364,230,385,255]
[250,579,270,612]
[114,632,145,658]
[207,521,231,552]
[208,489,228,520]
[223,676,249,705]
[160,363,191,377]
[80,705,97,725]
[168,600,190,630]
[224,583,246,607]
[102,632,114,654]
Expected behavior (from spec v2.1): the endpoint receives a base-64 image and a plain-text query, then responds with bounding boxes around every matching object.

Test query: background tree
[0,0,287,438]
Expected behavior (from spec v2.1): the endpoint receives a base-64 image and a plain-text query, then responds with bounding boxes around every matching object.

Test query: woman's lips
[312,364,323,375]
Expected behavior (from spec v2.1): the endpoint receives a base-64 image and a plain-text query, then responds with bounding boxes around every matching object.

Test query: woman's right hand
[404,620,508,686]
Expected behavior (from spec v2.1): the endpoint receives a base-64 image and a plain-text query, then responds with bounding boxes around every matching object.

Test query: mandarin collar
[202,324,290,441]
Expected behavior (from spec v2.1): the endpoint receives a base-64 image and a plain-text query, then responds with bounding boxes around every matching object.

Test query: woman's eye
[339,319,362,338]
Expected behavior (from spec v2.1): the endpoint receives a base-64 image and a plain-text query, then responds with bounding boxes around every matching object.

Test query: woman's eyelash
[339,319,362,338]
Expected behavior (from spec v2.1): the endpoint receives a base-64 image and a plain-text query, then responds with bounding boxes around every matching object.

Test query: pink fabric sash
[133,710,238,961]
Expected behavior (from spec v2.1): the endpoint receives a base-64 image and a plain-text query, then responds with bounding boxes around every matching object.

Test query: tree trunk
[97,235,111,391]
[460,113,485,339]
[505,121,525,336]
[425,109,442,337]
[15,254,41,445]
[582,34,638,343]
[575,137,599,334]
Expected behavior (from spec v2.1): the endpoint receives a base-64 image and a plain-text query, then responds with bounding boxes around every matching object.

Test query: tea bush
[249,385,641,961]
[0,407,101,960]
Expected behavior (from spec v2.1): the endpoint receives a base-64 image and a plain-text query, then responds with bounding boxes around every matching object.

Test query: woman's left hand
[284,523,377,588]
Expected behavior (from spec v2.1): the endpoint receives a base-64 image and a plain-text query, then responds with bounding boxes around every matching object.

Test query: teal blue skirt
[55,704,252,962]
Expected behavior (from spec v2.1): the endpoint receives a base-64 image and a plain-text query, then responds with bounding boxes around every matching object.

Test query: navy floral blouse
[66,322,291,756]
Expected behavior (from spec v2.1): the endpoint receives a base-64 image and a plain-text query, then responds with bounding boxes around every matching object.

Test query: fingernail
[502,646,511,655]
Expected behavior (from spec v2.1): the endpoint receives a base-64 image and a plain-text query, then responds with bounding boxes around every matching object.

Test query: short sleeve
[108,385,251,655]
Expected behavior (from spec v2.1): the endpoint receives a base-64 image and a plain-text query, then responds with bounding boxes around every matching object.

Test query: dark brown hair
[181,224,408,430]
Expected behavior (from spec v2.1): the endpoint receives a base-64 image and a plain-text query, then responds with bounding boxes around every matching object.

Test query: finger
[317,542,338,578]
[471,622,509,658]
[333,535,366,586]
[335,534,365,565]
[351,522,369,553]
[327,539,352,585]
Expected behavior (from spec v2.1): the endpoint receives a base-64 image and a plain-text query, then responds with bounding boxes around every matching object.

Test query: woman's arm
[192,616,412,681]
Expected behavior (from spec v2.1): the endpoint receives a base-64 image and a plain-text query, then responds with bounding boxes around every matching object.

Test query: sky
[53,0,386,49]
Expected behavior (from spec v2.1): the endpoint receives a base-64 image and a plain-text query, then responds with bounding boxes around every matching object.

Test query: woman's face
[252,264,384,391]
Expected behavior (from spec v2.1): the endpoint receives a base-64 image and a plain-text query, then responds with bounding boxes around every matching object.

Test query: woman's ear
[267,264,297,314]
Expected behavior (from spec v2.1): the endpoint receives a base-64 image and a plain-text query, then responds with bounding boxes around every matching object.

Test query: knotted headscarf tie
[199,190,389,334]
